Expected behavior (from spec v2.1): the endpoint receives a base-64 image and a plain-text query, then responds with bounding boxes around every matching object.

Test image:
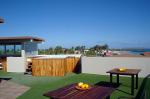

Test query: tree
[48,47,54,54]
[75,46,81,51]
[80,46,86,53]
[102,44,109,50]
[93,45,101,52]
[38,49,45,55]
[38,44,109,56]
[68,47,75,54]
[93,44,109,51]
[54,46,63,54]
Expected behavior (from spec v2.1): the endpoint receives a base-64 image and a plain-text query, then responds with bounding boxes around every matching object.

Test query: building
[0,36,44,72]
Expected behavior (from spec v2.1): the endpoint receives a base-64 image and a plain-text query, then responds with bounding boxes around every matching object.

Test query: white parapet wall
[35,54,82,59]
[82,57,150,77]
[7,57,26,72]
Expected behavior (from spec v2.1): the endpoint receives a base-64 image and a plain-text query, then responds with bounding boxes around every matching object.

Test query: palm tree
[54,46,63,54]
[68,47,75,54]
[102,44,109,50]
[80,46,86,53]
[48,47,54,54]
[75,46,81,51]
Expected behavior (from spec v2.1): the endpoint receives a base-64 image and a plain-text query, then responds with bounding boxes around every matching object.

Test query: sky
[0,0,150,49]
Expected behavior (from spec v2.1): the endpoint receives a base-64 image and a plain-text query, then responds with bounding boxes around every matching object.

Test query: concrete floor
[0,80,30,99]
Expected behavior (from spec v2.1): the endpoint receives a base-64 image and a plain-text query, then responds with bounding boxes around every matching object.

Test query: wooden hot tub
[31,55,81,76]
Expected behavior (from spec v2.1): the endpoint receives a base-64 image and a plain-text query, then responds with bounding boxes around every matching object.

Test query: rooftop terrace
[0,70,150,99]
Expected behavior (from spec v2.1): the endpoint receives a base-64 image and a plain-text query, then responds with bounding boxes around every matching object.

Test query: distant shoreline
[111,50,150,57]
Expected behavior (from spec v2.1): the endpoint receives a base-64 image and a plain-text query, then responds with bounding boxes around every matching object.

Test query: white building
[0,36,44,72]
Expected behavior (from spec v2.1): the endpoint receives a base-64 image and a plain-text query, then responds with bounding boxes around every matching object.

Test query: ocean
[129,49,150,55]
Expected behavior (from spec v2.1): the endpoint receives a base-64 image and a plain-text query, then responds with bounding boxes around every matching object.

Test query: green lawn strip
[17,73,104,99]
[145,77,150,98]
[110,75,143,99]
[0,71,146,99]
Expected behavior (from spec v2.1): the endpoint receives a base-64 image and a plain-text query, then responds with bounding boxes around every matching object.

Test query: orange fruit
[84,84,89,89]
[81,84,86,89]
[119,68,126,72]
[78,82,83,87]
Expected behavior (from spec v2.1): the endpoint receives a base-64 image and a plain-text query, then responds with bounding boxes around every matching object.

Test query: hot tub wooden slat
[32,57,80,76]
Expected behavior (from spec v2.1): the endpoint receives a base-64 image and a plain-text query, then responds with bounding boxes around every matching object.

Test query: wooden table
[43,83,115,99]
[106,68,141,95]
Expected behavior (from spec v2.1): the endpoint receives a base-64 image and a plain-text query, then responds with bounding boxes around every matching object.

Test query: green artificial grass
[0,71,149,99]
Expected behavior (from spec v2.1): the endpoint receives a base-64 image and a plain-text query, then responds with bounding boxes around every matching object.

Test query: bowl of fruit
[75,82,91,90]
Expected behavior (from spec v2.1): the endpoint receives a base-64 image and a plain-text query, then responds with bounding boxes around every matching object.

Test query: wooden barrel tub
[31,57,81,76]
